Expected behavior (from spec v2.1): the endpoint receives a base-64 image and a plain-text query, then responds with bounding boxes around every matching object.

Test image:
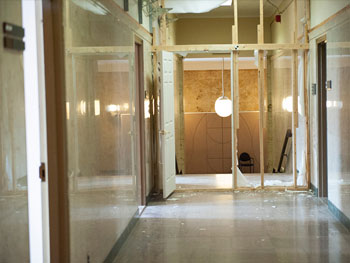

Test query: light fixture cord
[222,57,225,97]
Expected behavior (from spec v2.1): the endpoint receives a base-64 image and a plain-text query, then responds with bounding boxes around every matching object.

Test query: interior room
[0,0,349,262]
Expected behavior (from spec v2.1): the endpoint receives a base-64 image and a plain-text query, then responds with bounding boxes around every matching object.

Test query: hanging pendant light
[215,58,232,117]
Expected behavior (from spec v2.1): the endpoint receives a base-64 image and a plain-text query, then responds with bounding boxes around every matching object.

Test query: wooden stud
[232,25,237,45]
[294,0,298,43]
[231,51,238,189]
[233,0,238,42]
[303,24,311,188]
[152,43,309,53]
[232,1,239,131]
[66,46,134,54]
[258,50,264,188]
[174,186,309,193]
[231,0,239,189]
[160,0,167,46]
[292,50,298,188]
[152,26,157,46]
[259,0,264,43]
[292,0,298,188]
[234,53,239,130]
[258,0,264,188]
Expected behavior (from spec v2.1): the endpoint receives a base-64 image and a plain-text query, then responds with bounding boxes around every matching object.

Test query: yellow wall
[175,17,271,56]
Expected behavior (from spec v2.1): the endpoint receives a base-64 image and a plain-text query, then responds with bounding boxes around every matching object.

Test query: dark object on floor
[238,152,254,173]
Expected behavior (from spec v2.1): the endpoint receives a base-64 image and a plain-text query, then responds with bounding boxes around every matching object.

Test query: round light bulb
[282,96,293,112]
[215,96,232,117]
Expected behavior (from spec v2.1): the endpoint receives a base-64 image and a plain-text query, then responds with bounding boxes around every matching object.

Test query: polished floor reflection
[114,191,350,263]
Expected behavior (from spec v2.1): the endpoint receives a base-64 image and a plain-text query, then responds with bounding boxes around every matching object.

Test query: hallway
[114,191,350,263]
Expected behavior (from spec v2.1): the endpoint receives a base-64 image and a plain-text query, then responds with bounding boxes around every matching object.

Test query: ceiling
[175,0,284,18]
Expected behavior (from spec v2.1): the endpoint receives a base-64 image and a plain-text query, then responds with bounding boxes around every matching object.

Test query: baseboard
[310,183,318,196]
[328,200,350,231]
[103,210,139,263]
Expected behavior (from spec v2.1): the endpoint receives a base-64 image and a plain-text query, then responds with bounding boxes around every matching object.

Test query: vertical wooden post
[231,0,239,189]
[292,50,298,187]
[258,50,264,188]
[160,0,167,46]
[233,0,238,41]
[292,0,298,187]
[231,51,237,189]
[258,0,265,188]
[303,23,310,188]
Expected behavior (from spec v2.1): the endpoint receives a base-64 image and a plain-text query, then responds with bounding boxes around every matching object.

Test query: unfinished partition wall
[153,0,309,190]
[63,0,153,261]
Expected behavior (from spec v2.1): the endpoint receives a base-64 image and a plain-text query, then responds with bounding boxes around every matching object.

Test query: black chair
[238,152,254,173]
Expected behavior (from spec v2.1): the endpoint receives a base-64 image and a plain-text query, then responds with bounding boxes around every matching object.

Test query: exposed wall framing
[152,0,310,191]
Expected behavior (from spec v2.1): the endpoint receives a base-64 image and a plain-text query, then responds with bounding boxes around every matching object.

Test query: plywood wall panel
[184,69,259,113]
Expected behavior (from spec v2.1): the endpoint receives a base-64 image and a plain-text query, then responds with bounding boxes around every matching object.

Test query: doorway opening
[317,39,328,198]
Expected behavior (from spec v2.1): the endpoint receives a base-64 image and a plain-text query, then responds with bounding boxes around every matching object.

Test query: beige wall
[175,17,271,56]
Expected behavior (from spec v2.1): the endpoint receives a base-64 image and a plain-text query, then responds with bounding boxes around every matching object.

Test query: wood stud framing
[231,0,238,189]
[292,0,298,188]
[257,0,265,189]
[152,43,308,53]
[305,0,311,189]
[150,0,311,191]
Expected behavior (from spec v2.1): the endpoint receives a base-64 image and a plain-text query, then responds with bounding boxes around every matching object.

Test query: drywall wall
[309,5,350,222]
[310,0,350,28]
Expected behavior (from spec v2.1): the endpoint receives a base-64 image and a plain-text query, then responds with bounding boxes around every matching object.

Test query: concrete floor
[114,191,350,263]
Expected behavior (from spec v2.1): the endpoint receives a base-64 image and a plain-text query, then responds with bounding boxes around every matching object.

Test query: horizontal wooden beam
[174,186,309,192]
[152,43,309,53]
[66,46,134,55]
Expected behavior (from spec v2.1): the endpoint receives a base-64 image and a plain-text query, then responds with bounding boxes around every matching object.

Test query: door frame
[42,0,70,261]
[317,36,328,198]
[135,39,147,205]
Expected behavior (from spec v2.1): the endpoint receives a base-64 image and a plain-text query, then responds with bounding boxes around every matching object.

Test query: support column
[258,0,265,188]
